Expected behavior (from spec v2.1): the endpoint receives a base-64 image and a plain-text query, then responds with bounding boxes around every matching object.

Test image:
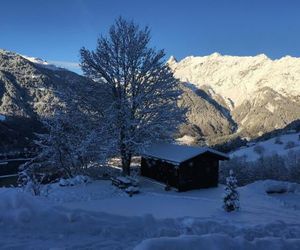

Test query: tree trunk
[119,123,132,176]
[57,148,72,178]
[121,150,132,176]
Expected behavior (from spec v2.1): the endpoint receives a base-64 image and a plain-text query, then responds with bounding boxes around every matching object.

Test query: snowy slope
[230,132,300,161]
[169,53,300,107]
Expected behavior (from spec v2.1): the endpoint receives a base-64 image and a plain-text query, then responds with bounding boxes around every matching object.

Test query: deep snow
[1,178,300,249]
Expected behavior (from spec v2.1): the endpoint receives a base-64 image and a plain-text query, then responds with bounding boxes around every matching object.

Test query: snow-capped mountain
[169,53,300,107]
[20,55,63,71]
[171,53,300,144]
[1,49,300,150]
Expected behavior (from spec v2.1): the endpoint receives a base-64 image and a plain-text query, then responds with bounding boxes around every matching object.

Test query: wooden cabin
[141,143,229,191]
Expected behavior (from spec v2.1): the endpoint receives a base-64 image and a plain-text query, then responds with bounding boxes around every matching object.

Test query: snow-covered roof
[142,143,229,164]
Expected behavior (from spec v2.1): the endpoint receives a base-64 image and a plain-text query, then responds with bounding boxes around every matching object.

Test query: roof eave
[142,154,181,165]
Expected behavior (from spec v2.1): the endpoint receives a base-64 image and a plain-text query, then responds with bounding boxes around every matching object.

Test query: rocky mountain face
[170,53,300,145]
[178,84,237,139]
[0,49,104,152]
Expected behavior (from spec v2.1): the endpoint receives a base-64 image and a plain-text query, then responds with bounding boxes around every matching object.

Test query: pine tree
[223,169,240,212]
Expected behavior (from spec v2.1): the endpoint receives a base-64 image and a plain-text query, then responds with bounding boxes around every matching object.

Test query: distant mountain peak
[167,55,177,65]
[0,49,65,72]
[173,52,300,143]
[169,53,300,106]
[20,54,64,71]
[209,52,221,57]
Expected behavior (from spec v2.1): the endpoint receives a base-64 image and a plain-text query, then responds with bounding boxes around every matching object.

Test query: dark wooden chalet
[141,143,229,191]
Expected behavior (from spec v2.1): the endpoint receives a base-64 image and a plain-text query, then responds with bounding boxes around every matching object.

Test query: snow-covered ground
[1,178,300,249]
[231,132,300,161]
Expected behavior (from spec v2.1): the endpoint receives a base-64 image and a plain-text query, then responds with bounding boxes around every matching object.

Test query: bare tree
[80,17,186,175]
[18,85,108,190]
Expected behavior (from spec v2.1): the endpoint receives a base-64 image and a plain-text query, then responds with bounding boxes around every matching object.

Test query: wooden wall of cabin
[178,154,219,191]
[141,157,179,188]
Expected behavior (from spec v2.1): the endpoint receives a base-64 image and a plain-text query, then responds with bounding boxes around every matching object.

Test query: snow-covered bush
[18,163,43,196]
[219,155,254,185]
[257,154,288,180]
[253,145,265,155]
[275,136,283,144]
[284,141,296,149]
[264,181,289,194]
[18,160,52,196]
[286,150,300,183]
[220,149,300,186]
[223,170,239,212]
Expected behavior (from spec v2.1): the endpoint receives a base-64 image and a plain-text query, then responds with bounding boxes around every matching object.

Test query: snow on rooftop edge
[142,143,229,164]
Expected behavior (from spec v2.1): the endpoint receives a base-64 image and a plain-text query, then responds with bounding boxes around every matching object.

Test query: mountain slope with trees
[2,50,300,152]
[0,49,105,152]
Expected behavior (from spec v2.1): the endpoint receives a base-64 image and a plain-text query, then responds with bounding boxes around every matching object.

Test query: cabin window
[189,162,194,167]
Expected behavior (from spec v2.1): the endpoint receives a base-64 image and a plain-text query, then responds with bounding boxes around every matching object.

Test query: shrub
[284,141,296,149]
[253,145,265,155]
[274,136,283,144]
[220,149,300,186]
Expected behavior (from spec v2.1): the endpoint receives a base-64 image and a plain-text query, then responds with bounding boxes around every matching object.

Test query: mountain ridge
[0,49,104,151]
[169,52,300,107]
[1,49,300,151]
[173,53,300,144]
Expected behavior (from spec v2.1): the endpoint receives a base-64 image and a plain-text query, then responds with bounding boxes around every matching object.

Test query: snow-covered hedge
[220,149,300,186]
[244,180,300,194]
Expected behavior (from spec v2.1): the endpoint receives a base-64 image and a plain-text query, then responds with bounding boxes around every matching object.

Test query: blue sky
[1,0,300,73]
